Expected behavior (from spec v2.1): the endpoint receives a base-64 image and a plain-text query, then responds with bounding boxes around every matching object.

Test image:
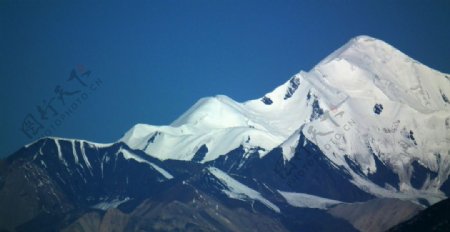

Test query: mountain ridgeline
[1,36,449,232]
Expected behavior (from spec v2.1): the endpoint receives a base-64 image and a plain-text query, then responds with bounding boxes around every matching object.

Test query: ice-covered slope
[121,35,450,202]
[279,36,450,202]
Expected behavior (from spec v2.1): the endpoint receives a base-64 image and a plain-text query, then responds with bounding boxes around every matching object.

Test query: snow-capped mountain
[121,35,450,204]
[1,35,449,232]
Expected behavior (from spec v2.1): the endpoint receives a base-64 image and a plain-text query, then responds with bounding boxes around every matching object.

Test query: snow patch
[278,190,342,209]
[71,140,79,164]
[208,167,280,213]
[54,139,63,160]
[120,149,173,179]
[92,197,130,210]
[80,142,93,173]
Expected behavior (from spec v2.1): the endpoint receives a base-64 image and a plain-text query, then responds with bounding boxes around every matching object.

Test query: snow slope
[277,190,342,209]
[121,74,318,162]
[208,167,280,213]
[119,148,173,179]
[290,36,450,203]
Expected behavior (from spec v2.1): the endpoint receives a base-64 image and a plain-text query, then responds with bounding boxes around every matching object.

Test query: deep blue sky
[1,0,449,157]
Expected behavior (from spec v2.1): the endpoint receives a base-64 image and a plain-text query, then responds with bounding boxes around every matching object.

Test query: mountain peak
[120,36,449,190]
[349,35,381,44]
[311,35,450,112]
[317,35,399,67]
[170,95,249,129]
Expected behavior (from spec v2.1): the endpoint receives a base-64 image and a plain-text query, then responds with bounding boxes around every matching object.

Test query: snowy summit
[121,35,450,204]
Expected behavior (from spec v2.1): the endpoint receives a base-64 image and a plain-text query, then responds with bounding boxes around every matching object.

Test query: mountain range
[1,35,449,232]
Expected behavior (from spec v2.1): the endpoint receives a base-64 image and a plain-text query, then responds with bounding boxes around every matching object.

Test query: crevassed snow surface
[278,190,342,209]
[208,167,280,213]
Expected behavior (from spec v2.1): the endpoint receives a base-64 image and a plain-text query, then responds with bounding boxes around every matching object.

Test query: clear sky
[1,0,449,157]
